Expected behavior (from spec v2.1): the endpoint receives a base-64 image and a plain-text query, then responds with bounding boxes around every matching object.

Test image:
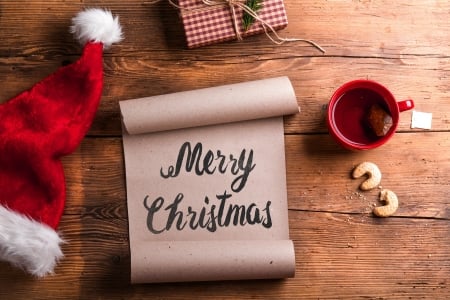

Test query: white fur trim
[71,8,123,49]
[0,206,64,277]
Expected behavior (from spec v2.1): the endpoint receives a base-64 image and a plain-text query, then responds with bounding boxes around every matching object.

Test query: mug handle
[398,99,414,112]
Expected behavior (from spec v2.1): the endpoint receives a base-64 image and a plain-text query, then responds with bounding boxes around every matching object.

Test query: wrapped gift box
[177,0,289,48]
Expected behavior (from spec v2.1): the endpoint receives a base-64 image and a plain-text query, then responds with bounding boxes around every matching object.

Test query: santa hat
[0,8,122,277]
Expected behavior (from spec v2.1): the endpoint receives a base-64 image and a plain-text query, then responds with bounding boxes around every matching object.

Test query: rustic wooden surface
[0,0,449,299]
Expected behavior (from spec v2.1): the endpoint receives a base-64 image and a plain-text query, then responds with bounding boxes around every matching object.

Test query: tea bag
[367,104,393,136]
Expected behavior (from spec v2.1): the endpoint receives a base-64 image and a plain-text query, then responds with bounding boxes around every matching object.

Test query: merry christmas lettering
[143,141,272,233]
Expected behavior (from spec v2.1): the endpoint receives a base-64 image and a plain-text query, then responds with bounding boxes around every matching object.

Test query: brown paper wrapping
[120,76,298,283]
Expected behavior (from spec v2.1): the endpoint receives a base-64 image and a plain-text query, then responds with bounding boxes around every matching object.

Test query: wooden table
[0,1,449,298]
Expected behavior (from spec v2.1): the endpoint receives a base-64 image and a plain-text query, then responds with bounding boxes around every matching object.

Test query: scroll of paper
[120,76,298,283]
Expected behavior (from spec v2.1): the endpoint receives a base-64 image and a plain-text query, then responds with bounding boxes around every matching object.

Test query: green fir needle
[242,0,263,31]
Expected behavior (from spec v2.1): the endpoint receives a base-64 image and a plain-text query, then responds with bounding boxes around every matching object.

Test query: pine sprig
[242,0,263,31]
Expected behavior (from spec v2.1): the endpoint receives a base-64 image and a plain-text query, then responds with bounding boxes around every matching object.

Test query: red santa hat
[0,8,122,277]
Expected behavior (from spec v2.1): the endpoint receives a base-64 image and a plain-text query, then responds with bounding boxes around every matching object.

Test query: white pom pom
[71,8,123,49]
[0,206,64,277]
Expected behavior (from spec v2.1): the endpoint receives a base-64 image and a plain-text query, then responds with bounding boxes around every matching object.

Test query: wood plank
[0,1,449,135]
[1,55,447,135]
[285,132,450,219]
[2,1,448,57]
[0,211,447,299]
[60,133,450,220]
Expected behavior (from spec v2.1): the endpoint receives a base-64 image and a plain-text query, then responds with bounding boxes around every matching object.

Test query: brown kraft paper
[120,76,298,283]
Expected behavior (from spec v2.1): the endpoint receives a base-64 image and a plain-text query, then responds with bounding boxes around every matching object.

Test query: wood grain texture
[0,0,449,299]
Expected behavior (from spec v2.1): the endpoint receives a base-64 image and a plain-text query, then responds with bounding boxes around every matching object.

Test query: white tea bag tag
[411,110,432,129]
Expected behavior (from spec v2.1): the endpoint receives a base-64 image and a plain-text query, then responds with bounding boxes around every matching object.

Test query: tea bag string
[145,0,325,53]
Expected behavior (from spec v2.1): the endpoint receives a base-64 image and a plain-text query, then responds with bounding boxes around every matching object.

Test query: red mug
[326,80,414,150]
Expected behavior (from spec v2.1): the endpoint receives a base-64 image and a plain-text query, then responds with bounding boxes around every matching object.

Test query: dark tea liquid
[332,88,388,145]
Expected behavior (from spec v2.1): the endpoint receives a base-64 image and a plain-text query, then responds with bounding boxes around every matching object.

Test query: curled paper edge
[119,76,299,135]
[131,240,296,284]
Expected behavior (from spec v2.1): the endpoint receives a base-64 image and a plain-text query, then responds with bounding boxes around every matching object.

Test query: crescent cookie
[352,162,382,191]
